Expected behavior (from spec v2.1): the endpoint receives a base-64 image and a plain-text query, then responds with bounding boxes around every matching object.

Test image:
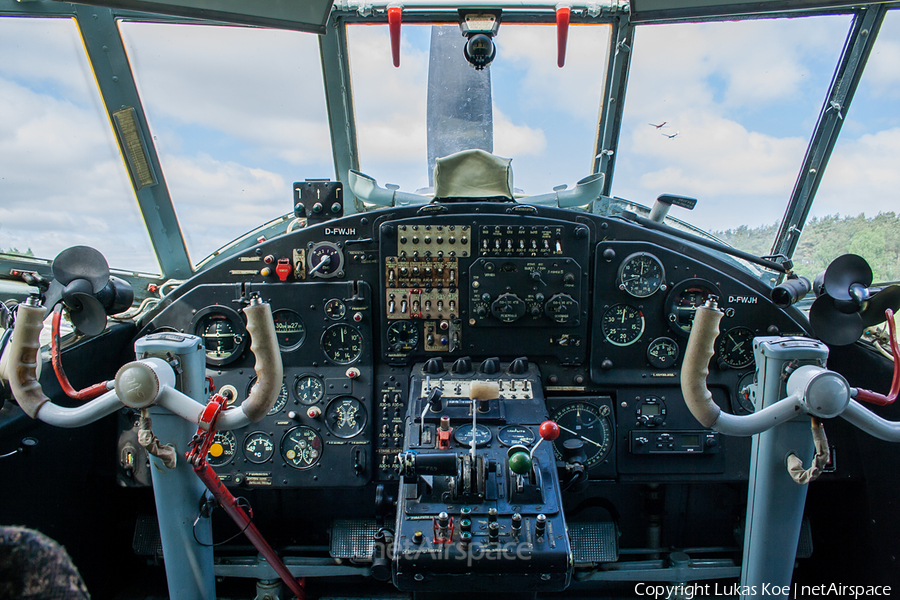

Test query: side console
[391,359,572,592]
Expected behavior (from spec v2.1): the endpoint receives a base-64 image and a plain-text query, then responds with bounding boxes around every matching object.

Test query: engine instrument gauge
[192,306,246,367]
[271,309,306,351]
[647,337,679,369]
[498,425,536,447]
[386,320,419,354]
[207,431,236,467]
[322,324,363,364]
[243,432,275,464]
[281,426,324,470]
[717,326,756,369]
[618,252,666,298]
[325,396,367,438]
[247,377,288,415]
[734,371,757,414]
[307,241,344,278]
[324,298,346,320]
[549,402,613,468]
[665,279,721,337]
[294,375,324,405]
[454,423,493,448]
[601,304,645,346]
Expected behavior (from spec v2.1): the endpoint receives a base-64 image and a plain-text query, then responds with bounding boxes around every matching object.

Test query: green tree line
[715,212,900,283]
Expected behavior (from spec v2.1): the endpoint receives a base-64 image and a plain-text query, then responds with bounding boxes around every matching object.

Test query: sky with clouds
[0,9,897,274]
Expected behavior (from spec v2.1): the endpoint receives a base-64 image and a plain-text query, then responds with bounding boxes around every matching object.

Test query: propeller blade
[810,295,864,346]
[68,293,108,337]
[823,254,872,301]
[51,246,109,294]
[861,285,900,328]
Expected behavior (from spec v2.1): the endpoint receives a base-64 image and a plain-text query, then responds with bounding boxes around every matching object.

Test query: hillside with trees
[715,212,900,284]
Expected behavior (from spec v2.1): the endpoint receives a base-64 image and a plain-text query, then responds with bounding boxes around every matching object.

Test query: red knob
[539,420,560,441]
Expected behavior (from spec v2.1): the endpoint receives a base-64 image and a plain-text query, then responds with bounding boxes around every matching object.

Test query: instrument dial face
[307,241,344,278]
[717,326,756,369]
[246,378,288,415]
[601,304,645,346]
[453,423,493,448]
[207,431,236,467]
[647,337,680,369]
[618,253,666,298]
[324,298,346,320]
[243,432,275,464]
[281,426,324,470]
[322,324,363,364]
[734,371,757,414]
[498,425,536,447]
[550,402,613,468]
[386,320,419,354]
[325,396,367,438]
[665,279,721,336]
[544,293,579,325]
[271,309,306,351]
[293,375,325,405]
[193,307,246,366]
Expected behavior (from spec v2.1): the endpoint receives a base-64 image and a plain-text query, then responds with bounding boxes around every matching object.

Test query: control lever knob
[508,450,533,475]
[427,388,443,412]
[452,356,473,374]
[424,357,444,374]
[509,356,529,374]
[480,357,500,374]
[539,420,561,441]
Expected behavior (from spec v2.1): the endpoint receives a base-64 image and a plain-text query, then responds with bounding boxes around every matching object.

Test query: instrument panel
[136,201,809,488]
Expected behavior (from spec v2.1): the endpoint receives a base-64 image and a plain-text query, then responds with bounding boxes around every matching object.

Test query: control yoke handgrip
[680,302,723,429]
[8,303,51,418]
[238,300,284,423]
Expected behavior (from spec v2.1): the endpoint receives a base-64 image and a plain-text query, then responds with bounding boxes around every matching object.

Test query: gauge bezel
[646,337,680,369]
[243,432,275,464]
[453,423,493,448]
[617,252,666,298]
[293,374,325,405]
[324,396,367,439]
[601,303,645,347]
[549,402,613,468]
[664,278,722,337]
[717,326,756,369]
[280,426,324,470]
[497,425,536,447]
[271,308,307,351]
[307,241,345,279]
[191,305,247,367]
[207,430,237,467]
[324,298,347,320]
[321,323,363,364]
[386,320,419,354]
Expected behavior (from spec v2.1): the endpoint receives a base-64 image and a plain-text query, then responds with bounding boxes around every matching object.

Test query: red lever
[556,6,570,68]
[539,420,560,441]
[388,6,402,67]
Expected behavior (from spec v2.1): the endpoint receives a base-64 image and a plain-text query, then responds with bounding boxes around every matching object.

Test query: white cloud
[493,106,547,158]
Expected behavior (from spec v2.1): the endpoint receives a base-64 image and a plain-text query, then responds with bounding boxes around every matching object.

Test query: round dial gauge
[307,241,344,278]
[271,309,306,351]
[549,402,613,468]
[498,425,536,447]
[324,298,346,320]
[491,293,526,323]
[247,378,288,415]
[207,431,236,467]
[601,304,645,346]
[454,423,493,448]
[717,326,756,369]
[386,320,419,354]
[734,371,757,414]
[294,375,324,405]
[281,426,324,470]
[665,279,721,336]
[618,252,666,298]
[193,306,246,366]
[544,293,579,325]
[325,396,367,438]
[647,337,680,369]
[322,324,363,364]
[243,432,275,464]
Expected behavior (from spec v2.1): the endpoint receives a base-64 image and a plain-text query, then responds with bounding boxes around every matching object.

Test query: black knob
[424,357,444,374]
[452,356,473,374]
[562,438,587,464]
[535,514,547,538]
[488,508,498,523]
[509,357,529,374]
[488,521,500,541]
[427,388,443,412]
[511,513,522,532]
[476,306,488,317]
[481,357,500,375]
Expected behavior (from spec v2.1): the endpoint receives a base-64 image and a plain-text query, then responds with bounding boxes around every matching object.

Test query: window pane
[613,16,851,256]
[0,17,159,273]
[120,22,334,264]
[807,10,900,283]
[348,23,610,196]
